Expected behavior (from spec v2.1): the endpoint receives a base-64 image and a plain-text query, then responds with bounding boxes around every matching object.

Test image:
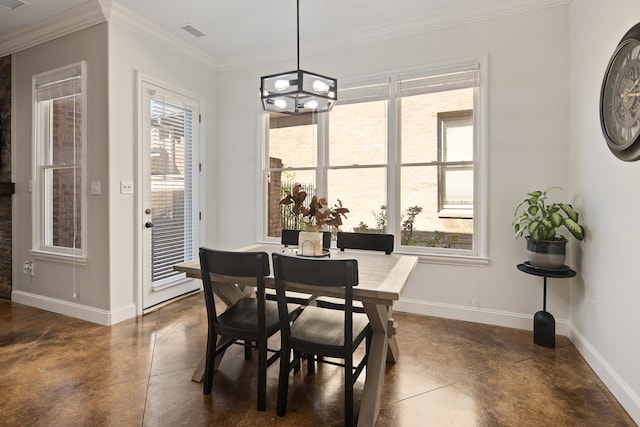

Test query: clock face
[601,36,640,161]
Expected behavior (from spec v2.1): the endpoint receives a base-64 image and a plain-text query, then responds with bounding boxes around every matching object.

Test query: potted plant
[512,187,585,268]
[279,184,349,255]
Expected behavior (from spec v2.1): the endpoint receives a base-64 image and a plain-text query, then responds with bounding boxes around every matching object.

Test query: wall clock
[600,22,640,161]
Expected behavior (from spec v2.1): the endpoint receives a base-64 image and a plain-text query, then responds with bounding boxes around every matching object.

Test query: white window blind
[148,95,195,282]
[337,78,390,105]
[398,64,479,97]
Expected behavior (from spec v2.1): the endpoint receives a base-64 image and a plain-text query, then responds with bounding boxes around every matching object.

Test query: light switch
[90,181,101,195]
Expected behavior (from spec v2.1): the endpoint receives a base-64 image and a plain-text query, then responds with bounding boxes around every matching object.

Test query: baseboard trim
[568,326,640,424]
[394,298,570,335]
[11,291,136,326]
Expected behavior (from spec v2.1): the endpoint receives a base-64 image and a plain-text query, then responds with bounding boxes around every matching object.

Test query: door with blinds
[141,83,200,309]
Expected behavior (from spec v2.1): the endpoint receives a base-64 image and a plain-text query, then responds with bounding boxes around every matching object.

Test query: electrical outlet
[22,261,33,275]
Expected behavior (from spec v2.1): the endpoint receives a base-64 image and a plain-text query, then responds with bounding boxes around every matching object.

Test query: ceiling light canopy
[260,0,337,115]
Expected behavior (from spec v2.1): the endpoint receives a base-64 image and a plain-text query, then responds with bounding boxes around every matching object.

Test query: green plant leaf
[548,211,563,228]
[527,205,539,216]
[559,203,579,222]
[563,218,585,240]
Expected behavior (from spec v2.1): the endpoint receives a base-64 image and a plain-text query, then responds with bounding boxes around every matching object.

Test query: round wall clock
[600,22,640,161]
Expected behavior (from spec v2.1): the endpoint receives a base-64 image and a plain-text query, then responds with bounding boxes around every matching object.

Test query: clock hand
[621,93,640,97]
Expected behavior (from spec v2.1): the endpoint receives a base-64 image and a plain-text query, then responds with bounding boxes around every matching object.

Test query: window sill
[394,249,489,267]
[30,250,88,266]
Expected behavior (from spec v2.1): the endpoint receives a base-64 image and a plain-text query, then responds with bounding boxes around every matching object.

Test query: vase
[526,237,567,268]
[298,231,323,256]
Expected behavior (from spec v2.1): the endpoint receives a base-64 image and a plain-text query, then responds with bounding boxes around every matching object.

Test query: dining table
[173,242,418,427]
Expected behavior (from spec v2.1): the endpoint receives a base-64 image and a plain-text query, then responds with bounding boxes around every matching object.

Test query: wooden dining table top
[173,243,419,306]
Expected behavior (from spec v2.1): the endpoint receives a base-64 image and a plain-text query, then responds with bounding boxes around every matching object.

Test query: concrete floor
[0,292,635,426]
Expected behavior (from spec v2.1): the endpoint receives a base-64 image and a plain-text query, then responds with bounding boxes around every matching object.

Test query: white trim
[568,326,640,424]
[11,290,136,326]
[0,0,109,57]
[135,72,204,314]
[108,2,217,72]
[394,297,570,336]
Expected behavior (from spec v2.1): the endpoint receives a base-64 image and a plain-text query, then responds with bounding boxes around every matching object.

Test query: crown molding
[0,0,110,57]
[108,2,219,72]
[217,0,570,73]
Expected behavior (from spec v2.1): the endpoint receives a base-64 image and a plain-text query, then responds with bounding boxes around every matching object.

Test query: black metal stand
[517,262,576,348]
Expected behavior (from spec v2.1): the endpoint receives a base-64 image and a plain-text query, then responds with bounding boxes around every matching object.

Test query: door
[141,82,200,309]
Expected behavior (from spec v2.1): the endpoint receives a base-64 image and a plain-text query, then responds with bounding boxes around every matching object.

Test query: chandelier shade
[260,0,337,114]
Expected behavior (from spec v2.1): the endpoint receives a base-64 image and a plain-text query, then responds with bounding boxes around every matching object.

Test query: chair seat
[219,298,298,336]
[290,306,370,350]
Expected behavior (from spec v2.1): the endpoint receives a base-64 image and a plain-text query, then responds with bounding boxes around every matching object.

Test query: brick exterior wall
[0,55,12,299]
[51,96,82,249]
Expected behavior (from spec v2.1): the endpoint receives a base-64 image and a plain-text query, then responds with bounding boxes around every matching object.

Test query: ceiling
[0,0,564,65]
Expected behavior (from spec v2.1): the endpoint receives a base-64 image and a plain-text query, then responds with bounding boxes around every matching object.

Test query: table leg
[191,282,254,382]
[359,303,390,427]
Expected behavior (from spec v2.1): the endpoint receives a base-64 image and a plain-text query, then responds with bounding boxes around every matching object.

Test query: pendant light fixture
[260,0,337,114]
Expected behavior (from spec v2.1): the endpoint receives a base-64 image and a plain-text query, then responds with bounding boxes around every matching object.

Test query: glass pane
[51,167,81,249]
[149,98,194,282]
[401,88,473,164]
[443,167,473,209]
[442,113,473,162]
[268,117,317,168]
[51,94,82,165]
[327,168,387,234]
[401,165,473,249]
[329,100,387,166]
[267,170,316,238]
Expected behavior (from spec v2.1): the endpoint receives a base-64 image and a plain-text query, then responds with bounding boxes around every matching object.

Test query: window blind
[35,64,83,101]
[148,95,195,282]
[398,64,479,97]
[337,78,390,105]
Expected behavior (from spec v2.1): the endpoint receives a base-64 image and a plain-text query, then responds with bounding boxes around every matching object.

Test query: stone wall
[0,55,12,299]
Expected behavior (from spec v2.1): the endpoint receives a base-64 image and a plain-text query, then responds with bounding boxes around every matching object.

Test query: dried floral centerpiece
[279,184,349,255]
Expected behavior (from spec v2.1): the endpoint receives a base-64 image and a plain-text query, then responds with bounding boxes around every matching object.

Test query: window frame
[260,58,489,264]
[437,109,474,218]
[31,61,88,262]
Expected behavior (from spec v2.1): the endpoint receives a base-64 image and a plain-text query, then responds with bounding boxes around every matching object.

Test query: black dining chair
[271,253,371,426]
[198,247,299,411]
[336,231,394,254]
[281,229,331,249]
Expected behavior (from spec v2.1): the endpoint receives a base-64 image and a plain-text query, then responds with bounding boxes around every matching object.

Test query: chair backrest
[336,231,394,254]
[271,253,359,348]
[199,247,270,331]
[281,229,331,249]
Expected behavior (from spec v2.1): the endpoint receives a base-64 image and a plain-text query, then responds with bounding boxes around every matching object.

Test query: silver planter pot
[526,237,567,268]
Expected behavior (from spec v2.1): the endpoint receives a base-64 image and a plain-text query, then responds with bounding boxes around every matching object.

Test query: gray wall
[13,23,110,310]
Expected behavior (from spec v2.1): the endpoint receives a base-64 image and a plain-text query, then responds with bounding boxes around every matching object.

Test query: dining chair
[336,231,394,254]
[271,253,371,426]
[281,229,331,249]
[198,247,300,411]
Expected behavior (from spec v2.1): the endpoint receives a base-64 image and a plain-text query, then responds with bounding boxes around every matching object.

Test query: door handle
[145,222,154,228]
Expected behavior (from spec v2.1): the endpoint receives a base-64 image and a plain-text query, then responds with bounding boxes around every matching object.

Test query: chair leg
[257,339,267,411]
[277,346,291,417]
[244,340,252,360]
[345,353,354,427]
[203,331,216,395]
[306,353,315,375]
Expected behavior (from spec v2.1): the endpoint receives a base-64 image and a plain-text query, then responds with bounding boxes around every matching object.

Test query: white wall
[107,18,217,315]
[569,0,640,422]
[12,23,111,315]
[215,7,572,328]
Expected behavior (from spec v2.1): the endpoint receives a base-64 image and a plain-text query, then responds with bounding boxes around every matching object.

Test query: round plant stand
[517,262,576,348]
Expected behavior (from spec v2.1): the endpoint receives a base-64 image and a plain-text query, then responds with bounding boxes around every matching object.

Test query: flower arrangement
[279,184,349,231]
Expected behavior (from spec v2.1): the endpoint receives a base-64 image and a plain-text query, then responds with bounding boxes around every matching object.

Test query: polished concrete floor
[0,292,635,427]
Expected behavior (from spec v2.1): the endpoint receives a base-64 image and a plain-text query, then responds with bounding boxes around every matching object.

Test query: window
[33,62,87,259]
[263,61,485,259]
